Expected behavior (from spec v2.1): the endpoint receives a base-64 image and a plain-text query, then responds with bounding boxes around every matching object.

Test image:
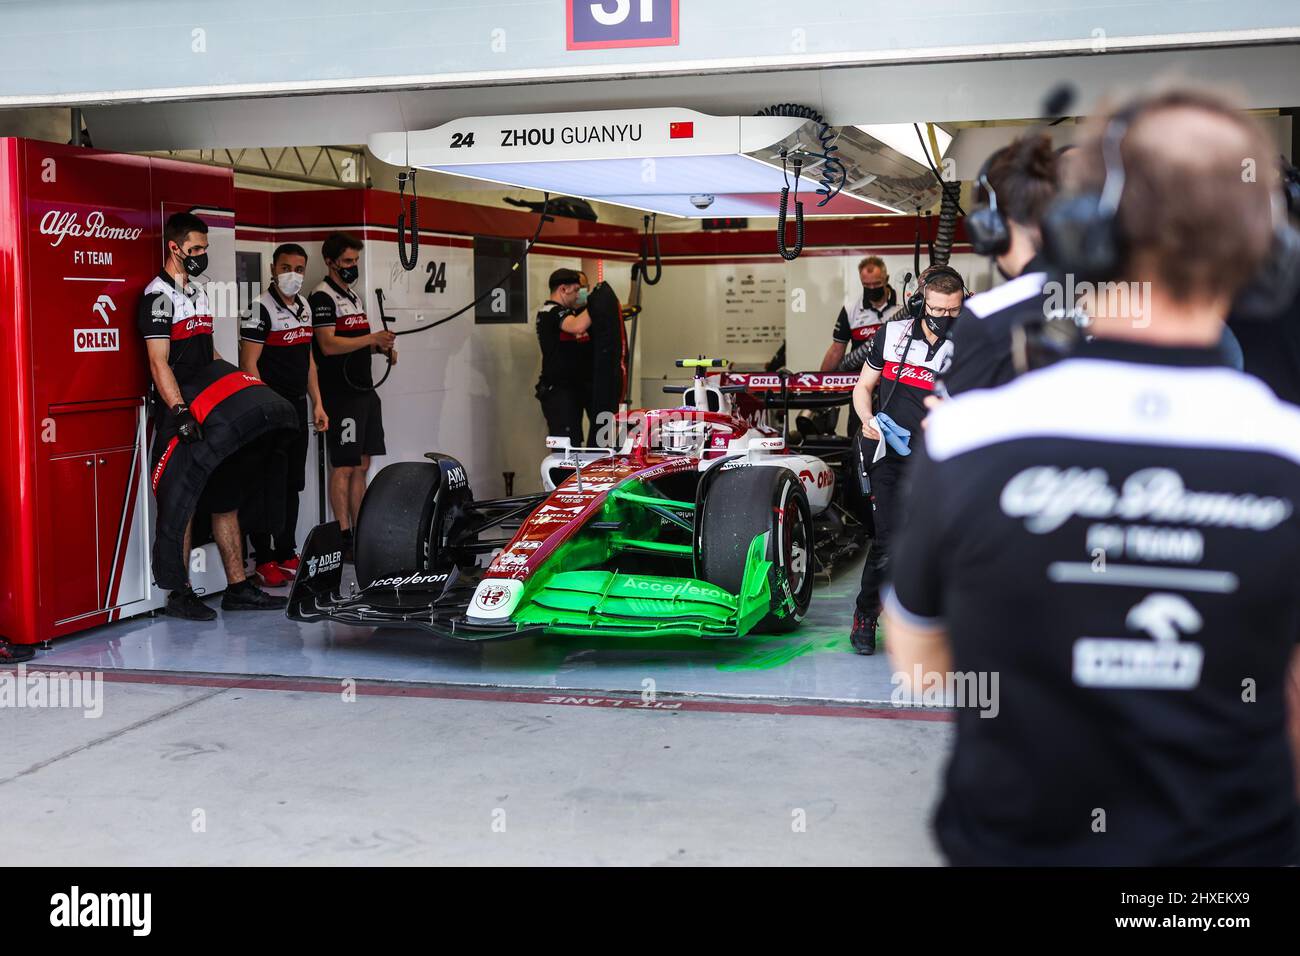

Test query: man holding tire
[310,232,396,562]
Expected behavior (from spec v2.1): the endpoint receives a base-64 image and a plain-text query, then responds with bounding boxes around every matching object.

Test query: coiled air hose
[777,154,805,261]
[912,123,963,266]
[397,169,419,271]
[756,103,846,206]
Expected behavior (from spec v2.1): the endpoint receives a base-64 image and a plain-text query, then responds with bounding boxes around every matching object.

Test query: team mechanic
[309,232,396,563]
[820,255,903,373]
[240,243,329,587]
[885,89,1300,865]
[535,268,594,447]
[139,213,288,618]
[940,134,1060,396]
[849,265,964,654]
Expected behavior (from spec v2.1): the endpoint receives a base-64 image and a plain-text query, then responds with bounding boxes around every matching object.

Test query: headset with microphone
[965,157,1012,258]
[1040,99,1300,319]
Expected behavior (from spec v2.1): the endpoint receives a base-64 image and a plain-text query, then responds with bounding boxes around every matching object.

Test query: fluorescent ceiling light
[855,123,952,170]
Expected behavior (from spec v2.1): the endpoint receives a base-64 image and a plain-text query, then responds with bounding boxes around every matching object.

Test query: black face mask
[863,285,887,304]
[337,264,360,285]
[923,312,951,339]
[176,247,207,278]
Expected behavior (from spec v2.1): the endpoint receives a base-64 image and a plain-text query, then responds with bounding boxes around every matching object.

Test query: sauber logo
[476,585,510,609]
[40,209,143,248]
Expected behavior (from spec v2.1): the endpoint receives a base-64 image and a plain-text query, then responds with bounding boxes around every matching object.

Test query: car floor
[4,555,953,865]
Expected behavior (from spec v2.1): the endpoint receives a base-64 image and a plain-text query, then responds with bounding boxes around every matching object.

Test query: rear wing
[720,371,858,415]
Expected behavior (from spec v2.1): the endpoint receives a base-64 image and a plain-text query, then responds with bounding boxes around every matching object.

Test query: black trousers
[538,382,594,448]
[250,395,309,564]
[856,455,908,616]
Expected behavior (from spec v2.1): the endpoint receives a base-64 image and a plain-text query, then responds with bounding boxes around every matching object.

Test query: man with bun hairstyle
[941,134,1061,395]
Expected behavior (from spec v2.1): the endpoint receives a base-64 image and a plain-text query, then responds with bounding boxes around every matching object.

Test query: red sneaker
[276,555,301,577]
[254,561,288,587]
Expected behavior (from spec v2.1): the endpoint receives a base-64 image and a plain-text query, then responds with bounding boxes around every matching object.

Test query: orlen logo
[40,209,143,248]
[822,374,859,389]
[799,468,834,489]
[74,328,119,352]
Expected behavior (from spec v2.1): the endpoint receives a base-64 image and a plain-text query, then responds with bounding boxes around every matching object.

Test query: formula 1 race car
[287,360,865,641]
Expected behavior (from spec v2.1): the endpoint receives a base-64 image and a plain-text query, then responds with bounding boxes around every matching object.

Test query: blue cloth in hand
[875,412,912,456]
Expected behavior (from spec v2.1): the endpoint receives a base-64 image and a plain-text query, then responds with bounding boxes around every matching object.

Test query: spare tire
[697,464,814,633]
[353,462,442,588]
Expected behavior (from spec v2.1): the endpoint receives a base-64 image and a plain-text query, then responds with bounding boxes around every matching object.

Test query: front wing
[287,522,776,642]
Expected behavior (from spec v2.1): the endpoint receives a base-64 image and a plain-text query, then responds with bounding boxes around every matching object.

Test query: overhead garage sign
[567,0,680,50]
[369,108,804,167]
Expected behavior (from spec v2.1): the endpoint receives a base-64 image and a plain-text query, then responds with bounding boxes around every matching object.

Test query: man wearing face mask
[847,266,963,654]
[138,212,288,618]
[821,256,902,373]
[309,232,395,563]
[240,243,328,587]
[535,267,594,447]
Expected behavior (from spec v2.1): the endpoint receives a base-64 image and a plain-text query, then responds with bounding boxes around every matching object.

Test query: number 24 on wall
[425,261,447,294]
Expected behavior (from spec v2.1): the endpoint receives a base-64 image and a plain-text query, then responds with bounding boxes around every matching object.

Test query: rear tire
[353,462,441,588]
[697,465,814,633]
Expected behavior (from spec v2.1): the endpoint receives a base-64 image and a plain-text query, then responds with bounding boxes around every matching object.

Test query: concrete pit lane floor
[3,556,953,864]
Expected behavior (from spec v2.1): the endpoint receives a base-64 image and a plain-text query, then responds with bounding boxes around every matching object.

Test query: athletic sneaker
[276,555,301,577]
[254,561,288,588]
[162,585,218,622]
[0,637,36,663]
[850,608,877,656]
[222,579,289,611]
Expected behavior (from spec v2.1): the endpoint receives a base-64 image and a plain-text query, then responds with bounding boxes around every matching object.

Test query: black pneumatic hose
[931,181,962,266]
[776,185,805,261]
[397,170,419,272]
[756,103,846,206]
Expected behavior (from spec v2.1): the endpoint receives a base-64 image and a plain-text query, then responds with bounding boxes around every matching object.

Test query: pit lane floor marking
[13,665,953,722]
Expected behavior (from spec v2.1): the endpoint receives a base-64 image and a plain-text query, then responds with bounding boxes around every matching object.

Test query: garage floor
[5,558,954,865]
[30,558,905,704]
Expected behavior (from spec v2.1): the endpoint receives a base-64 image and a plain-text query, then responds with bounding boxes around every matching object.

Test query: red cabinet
[0,137,233,644]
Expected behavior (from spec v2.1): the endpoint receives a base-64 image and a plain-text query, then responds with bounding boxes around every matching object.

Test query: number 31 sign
[567,0,680,50]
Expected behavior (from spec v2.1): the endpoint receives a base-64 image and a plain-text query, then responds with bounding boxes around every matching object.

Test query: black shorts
[324,388,386,467]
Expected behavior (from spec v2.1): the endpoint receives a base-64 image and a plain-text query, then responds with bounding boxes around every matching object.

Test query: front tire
[353,462,442,588]
[697,465,814,633]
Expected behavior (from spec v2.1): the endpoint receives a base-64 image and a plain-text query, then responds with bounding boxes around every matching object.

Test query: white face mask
[275,272,304,297]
